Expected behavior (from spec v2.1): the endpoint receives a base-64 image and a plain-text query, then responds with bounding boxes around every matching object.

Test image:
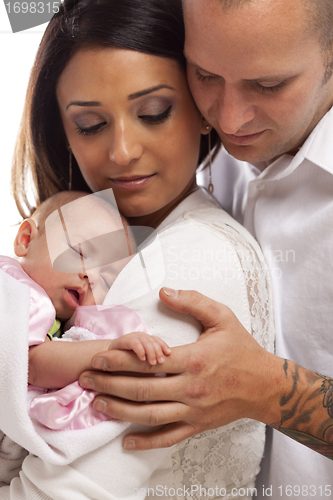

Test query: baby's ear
[14,219,39,257]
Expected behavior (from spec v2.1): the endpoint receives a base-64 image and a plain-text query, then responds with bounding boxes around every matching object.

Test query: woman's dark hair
[12,0,220,218]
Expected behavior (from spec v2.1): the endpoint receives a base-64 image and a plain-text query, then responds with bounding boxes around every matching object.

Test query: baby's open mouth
[65,288,82,309]
[69,289,80,302]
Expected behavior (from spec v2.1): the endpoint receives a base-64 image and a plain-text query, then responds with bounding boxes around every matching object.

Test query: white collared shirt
[206,106,333,498]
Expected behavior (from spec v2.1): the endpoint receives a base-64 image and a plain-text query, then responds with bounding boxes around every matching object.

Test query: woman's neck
[128,178,198,229]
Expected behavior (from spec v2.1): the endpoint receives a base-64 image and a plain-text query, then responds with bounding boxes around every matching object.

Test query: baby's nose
[79,268,100,288]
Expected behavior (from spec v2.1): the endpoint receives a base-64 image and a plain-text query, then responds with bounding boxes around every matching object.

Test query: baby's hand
[109,333,171,365]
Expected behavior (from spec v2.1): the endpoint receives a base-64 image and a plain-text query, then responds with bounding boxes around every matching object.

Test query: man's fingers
[123,422,198,450]
[80,369,184,402]
[160,288,233,331]
[88,346,190,374]
[92,397,188,427]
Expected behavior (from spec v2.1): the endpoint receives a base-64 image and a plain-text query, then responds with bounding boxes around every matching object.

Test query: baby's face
[24,200,132,321]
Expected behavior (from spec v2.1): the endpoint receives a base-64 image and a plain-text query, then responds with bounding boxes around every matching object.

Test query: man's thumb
[159,288,231,330]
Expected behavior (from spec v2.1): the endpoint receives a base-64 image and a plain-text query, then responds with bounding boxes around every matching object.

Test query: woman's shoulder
[159,188,265,266]
[160,188,243,234]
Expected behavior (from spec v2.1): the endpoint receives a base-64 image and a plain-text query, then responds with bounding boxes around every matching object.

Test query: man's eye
[255,81,287,94]
[195,69,219,83]
[139,105,172,124]
[76,122,107,136]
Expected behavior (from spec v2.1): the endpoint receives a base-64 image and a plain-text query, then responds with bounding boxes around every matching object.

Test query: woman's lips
[224,130,266,145]
[110,174,155,191]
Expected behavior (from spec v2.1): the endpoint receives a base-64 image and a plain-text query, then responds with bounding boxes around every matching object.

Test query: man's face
[184,0,333,164]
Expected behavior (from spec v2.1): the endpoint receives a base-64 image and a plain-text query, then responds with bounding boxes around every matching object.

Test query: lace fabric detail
[217,223,274,353]
[172,420,265,500]
[171,205,275,500]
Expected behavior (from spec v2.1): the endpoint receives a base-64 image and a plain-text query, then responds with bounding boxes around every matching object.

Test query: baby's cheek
[92,282,109,305]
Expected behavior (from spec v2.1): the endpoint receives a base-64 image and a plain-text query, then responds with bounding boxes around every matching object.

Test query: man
[80,0,333,496]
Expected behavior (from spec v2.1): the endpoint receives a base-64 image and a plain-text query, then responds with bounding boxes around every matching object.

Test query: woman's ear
[14,219,39,257]
[201,117,211,135]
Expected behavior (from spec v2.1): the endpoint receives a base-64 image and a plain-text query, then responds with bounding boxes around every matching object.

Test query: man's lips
[110,174,155,190]
[224,130,266,145]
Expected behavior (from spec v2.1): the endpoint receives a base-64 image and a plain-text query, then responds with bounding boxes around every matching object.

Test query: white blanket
[0,267,172,500]
[0,269,132,466]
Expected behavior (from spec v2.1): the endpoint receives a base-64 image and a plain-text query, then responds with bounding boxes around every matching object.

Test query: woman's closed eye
[75,107,172,135]
[138,105,172,124]
[76,121,107,136]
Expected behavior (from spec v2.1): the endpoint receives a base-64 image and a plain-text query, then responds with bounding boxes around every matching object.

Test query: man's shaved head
[207,0,333,80]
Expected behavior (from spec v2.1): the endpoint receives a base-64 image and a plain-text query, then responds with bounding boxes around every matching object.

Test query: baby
[0,189,170,484]
[1,190,170,429]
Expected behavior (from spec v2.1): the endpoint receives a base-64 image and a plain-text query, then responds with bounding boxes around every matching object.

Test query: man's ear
[14,219,39,257]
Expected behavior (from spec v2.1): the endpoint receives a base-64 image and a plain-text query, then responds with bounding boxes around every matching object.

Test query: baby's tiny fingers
[130,339,147,361]
[161,344,172,356]
[142,340,159,365]
[152,337,171,357]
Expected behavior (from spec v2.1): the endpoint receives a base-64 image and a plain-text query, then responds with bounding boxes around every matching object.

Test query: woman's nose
[109,120,144,165]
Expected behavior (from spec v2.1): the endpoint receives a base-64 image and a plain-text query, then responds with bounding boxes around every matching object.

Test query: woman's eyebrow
[65,86,175,110]
[66,101,101,110]
[128,84,175,100]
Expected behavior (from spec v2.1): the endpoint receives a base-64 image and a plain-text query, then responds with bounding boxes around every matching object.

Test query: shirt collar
[301,105,333,175]
[252,105,333,180]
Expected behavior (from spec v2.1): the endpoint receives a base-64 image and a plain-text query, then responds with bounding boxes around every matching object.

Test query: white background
[0,5,47,255]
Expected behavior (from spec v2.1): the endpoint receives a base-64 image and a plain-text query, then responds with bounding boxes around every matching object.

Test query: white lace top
[0,188,274,499]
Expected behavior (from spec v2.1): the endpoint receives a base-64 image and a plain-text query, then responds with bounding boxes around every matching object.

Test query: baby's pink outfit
[0,256,148,432]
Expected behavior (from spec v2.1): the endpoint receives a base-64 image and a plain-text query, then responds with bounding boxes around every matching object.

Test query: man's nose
[212,83,256,135]
[109,120,144,166]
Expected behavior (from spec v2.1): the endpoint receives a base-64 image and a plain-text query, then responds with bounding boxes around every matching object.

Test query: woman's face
[57,48,207,226]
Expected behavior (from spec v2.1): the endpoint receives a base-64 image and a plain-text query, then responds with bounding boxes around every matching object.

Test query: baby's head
[14,191,132,321]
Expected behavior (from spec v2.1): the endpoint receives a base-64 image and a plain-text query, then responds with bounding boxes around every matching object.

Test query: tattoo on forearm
[271,360,333,460]
[279,362,299,407]
[283,359,288,377]
[322,376,333,418]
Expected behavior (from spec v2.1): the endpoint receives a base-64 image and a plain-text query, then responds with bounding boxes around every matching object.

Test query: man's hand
[79,288,281,450]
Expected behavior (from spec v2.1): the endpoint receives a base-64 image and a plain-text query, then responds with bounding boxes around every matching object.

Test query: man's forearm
[270,359,333,459]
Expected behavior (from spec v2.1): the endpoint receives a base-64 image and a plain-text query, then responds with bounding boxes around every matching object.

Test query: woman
[1,0,274,498]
